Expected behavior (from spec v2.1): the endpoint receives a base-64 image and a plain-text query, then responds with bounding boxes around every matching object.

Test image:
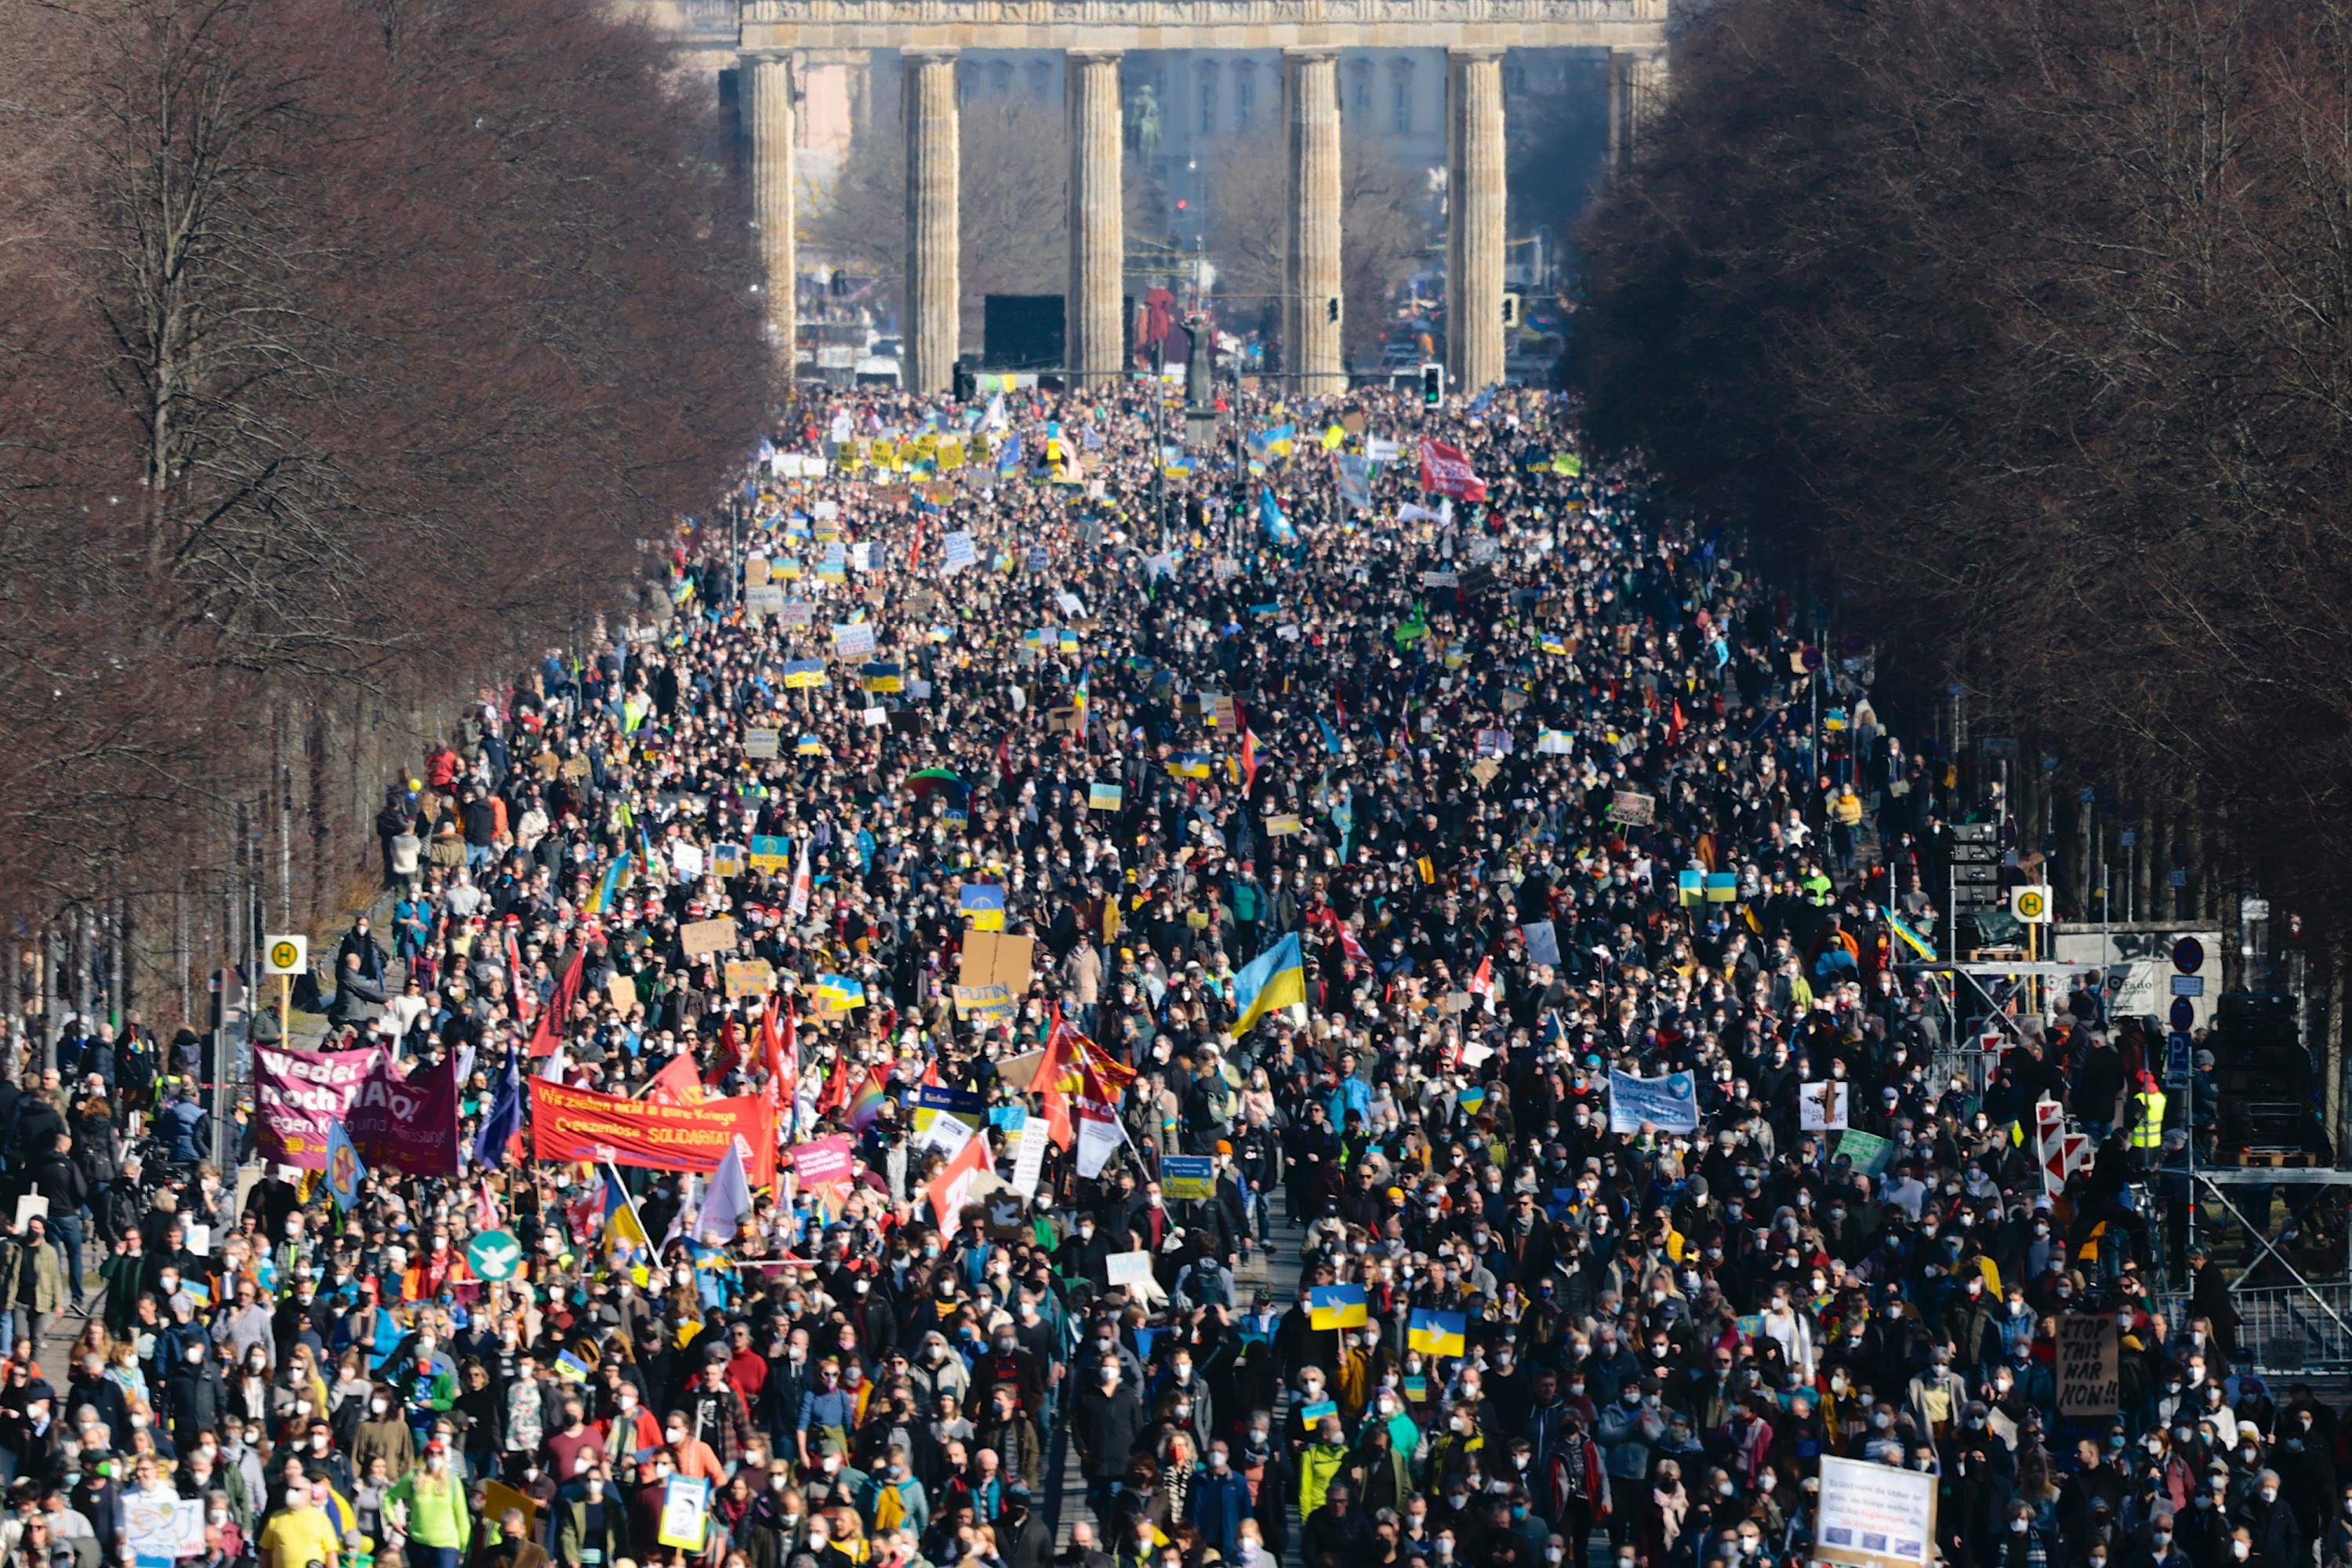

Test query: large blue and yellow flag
[1232,931,1305,1035]
[1167,752,1213,779]
[1408,1308,1468,1356]
[603,1171,648,1255]
[1887,911,1938,960]
[1308,1284,1370,1330]
[586,852,630,916]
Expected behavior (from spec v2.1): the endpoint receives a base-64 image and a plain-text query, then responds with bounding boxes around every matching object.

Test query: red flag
[1668,700,1686,746]
[526,945,585,1058]
[1034,1011,1079,1149]
[817,1047,853,1116]
[1239,728,1261,794]
[763,1004,795,1110]
[647,1053,705,1108]
[1418,439,1489,503]
[925,1130,993,1227]
[706,1017,742,1087]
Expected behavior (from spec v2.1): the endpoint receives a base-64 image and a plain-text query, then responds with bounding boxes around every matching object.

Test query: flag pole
[604,1160,656,1259]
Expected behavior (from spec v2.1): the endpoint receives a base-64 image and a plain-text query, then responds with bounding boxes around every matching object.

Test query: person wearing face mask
[2234,1469,2304,1568]
[859,1441,930,1538]
[1987,1503,2052,1568]
[383,1437,471,1568]
[555,1462,625,1568]
[162,1334,227,1451]
[472,1504,551,1568]
[1070,1356,1146,1526]
[343,1373,419,1484]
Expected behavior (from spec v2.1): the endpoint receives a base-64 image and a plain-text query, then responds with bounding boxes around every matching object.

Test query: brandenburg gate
[736,0,1671,394]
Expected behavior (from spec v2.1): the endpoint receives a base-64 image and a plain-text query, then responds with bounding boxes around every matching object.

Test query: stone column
[744,51,797,373]
[1446,47,1506,394]
[1282,48,1345,395]
[1065,49,1126,384]
[902,48,961,395]
[1605,49,1629,176]
[1606,45,1668,174]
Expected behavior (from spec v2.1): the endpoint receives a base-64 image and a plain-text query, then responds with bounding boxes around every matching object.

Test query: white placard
[1798,1082,1850,1132]
[1103,1250,1154,1288]
[1011,1120,1051,1200]
[1816,1455,1936,1568]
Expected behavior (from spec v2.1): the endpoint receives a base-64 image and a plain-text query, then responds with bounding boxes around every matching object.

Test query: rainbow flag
[847,1067,891,1134]
[1071,671,1089,739]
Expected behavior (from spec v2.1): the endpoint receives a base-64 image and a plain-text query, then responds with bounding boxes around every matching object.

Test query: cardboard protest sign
[2056,1315,2120,1416]
[680,918,739,958]
[958,931,1035,995]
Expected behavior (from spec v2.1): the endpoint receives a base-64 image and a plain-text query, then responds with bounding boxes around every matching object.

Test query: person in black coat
[1071,1361,1148,1524]
[162,1340,227,1450]
[1001,1488,1054,1568]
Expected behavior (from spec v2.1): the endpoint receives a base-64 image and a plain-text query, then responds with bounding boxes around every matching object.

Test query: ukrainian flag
[603,1171,648,1255]
[815,974,866,1011]
[1232,931,1305,1035]
[1088,782,1123,811]
[1706,873,1740,904]
[1168,752,1213,779]
[1678,870,1705,908]
[586,852,630,916]
[1308,1283,1369,1330]
[1408,1308,1468,1357]
[1887,911,1938,960]
[960,884,1007,932]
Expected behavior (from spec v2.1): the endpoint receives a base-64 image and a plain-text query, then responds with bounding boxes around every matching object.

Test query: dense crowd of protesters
[0,380,2295,1568]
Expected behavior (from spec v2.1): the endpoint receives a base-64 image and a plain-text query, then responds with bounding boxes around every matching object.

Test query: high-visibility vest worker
[2131,1076,2169,1148]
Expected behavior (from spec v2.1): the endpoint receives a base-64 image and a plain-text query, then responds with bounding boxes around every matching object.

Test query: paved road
[1051,1199,1308,1554]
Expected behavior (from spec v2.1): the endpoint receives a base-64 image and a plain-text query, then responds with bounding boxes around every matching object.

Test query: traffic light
[1421,362,1444,406]
[951,358,975,402]
[1326,297,1341,324]
[1501,292,1522,328]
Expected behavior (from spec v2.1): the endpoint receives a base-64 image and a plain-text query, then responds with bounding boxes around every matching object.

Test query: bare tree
[1205,134,1438,365]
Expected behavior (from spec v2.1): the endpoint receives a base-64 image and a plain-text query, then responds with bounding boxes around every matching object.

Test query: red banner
[530,1080,777,1188]
[348,1051,461,1178]
[254,1045,377,1170]
[1420,438,1489,503]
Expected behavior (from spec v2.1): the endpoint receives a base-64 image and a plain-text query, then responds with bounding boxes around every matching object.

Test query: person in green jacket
[1297,1414,1349,1520]
[383,1443,470,1568]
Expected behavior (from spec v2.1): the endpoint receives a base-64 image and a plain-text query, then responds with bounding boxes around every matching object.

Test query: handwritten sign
[2056,1315,2119,1416]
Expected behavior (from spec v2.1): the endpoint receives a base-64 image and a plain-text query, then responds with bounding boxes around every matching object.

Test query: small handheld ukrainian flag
[1231,931,1305,1035]
[1408,1308,1468,1357]
[815,974,867,1011]
[1308,1283,1369,1330]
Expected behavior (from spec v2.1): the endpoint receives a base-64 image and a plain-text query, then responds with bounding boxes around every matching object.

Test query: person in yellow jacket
[1297,1414,1349,1519]
[2129,1072,2169,1165]
[385,1439,472,1568]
